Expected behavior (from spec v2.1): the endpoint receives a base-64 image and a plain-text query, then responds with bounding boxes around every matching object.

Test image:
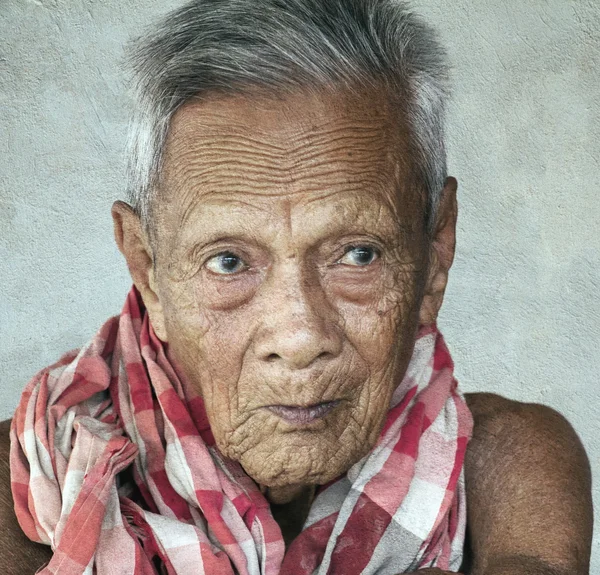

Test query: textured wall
[1,0,598,569]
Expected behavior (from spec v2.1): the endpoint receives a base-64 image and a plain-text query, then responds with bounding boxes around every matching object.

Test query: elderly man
[0,0,593,573]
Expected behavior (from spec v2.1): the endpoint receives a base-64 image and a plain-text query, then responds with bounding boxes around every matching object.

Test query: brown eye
[205,252,246,274]
[338,246,379,266]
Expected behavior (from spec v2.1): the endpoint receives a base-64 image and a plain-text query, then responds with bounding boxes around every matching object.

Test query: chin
[239,446,346,488]
[228,418,379,489]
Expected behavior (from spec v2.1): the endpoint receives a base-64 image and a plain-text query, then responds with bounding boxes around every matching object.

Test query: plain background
[1,0,598,570]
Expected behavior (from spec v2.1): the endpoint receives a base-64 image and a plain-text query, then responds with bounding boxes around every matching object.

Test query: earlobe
[111,201,168,341]
[418,177,458,326]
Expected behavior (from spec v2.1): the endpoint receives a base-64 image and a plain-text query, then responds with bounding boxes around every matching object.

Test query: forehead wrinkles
[155,90,417,246]
[164,118,397,193]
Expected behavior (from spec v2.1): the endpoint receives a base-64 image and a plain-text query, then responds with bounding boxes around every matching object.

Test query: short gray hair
[126,0,450,234]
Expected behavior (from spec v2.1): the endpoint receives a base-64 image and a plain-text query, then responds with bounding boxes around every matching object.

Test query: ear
[418,177,458,326]
[111,201,168,341]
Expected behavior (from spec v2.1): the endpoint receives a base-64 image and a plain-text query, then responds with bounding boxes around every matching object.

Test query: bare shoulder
[462,393,593,575]
[0,419,53,574]
[463,391,591,491]
[464,391,590,457]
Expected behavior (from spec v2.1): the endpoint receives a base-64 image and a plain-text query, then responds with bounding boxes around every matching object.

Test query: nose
[254,264,343,370]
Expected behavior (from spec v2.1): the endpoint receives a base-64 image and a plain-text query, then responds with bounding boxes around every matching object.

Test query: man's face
[150,88,430,492]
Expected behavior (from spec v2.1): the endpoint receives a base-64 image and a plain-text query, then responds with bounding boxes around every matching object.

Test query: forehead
[165,86,406,151]
[156,87,422,238]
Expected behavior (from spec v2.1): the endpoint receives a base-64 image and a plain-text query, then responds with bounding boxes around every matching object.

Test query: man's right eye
[205,252,246,275]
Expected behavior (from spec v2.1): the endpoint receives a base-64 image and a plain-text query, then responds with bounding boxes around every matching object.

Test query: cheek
[159,279,252,413]
[327,263,423,369]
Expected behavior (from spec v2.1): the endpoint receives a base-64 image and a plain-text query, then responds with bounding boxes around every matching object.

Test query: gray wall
[1,0,598,569]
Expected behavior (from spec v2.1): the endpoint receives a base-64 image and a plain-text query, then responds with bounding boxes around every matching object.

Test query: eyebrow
[175,183,415,244]
[177,211,409,257]
[178,193,267,229]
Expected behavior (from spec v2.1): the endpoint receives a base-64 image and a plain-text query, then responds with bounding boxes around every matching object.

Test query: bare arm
[0,419,53,575]
[463,393,593,575]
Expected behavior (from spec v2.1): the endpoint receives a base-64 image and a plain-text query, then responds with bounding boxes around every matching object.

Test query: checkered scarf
[11,287,472,574]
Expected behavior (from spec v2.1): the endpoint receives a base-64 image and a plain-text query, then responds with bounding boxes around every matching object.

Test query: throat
[262,485,316,548]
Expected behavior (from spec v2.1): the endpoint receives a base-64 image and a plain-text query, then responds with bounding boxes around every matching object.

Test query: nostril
[266,353,281,362]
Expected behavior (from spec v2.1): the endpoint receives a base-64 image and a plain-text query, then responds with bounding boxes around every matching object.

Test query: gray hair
[126,0,450,234]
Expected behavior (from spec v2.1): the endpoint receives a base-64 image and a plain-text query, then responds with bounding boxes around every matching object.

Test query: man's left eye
[338,246,379,267]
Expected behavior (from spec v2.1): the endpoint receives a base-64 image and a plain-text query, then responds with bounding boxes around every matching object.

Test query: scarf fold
[11,287,472,574]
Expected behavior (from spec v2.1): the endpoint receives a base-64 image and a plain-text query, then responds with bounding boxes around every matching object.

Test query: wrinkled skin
[112,87,456,503]
[0,82,592,575]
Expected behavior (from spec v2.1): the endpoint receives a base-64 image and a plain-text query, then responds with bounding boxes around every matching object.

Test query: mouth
[265,400,341,425]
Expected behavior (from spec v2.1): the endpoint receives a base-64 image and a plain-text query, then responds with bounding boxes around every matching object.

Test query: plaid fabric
[10,287,472,574]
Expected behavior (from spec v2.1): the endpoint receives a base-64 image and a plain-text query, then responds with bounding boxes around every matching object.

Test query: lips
[265,400,341,425]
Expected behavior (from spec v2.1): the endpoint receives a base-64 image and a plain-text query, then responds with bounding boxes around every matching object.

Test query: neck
[262,484,316,548]
[260,483,313,505]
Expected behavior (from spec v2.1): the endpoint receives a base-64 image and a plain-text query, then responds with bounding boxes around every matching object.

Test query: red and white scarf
[11,287,472,574]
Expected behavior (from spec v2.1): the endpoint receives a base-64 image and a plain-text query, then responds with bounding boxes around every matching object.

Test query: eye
[338,245,379,267]
[205,252,246,275]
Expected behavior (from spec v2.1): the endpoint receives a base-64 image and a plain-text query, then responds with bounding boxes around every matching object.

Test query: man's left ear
[418,177,458,326]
